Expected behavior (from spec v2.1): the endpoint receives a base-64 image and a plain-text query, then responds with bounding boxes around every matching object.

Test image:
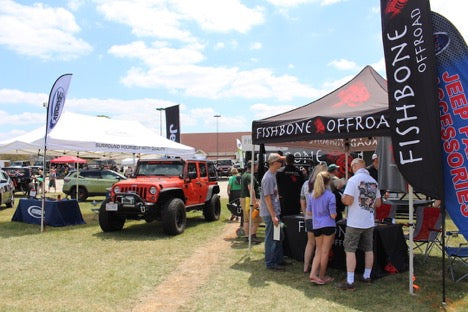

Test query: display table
[282,215,408,279]
[12,199,85,227]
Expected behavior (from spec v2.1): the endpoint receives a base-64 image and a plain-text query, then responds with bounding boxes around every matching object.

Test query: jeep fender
[159,188,185,203]
[205,184,220,202]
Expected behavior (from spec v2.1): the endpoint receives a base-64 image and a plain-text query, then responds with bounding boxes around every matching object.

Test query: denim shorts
[343,226,374,252]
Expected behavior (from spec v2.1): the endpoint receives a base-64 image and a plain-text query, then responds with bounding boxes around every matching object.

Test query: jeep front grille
[119,186,148,199]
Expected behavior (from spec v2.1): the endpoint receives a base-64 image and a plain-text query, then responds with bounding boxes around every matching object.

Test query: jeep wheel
[70,186,88,201]
[6,192,14,208]
[99,200,125,232]
[203,194,221,221]
[162,198,186,235]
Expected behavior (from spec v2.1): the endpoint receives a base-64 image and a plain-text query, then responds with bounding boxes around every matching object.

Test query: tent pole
[248,143,255,252]
[442,201,446,304]
[409,184,414,295]
[40,146,47,232]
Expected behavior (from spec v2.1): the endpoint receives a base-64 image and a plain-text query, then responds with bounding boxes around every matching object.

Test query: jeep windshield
[217,160,232,166]
[136,162,183,176]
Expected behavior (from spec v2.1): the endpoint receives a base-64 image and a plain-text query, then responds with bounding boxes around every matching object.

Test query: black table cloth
[282,215,408,279]
[12,199,85,227]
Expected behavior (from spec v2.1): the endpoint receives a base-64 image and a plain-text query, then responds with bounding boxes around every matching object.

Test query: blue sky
[0,0,465,141]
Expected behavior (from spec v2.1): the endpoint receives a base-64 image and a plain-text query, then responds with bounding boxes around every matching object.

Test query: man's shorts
[343,226,374,253]
[242,197,262,223]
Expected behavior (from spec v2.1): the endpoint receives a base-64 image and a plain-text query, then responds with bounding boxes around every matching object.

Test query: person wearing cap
[240,160,262,243]
[259,153,286,270]
[227,167,242,221]
[366,153,379,182]
[336,158,382,290]
[276,153,304,216]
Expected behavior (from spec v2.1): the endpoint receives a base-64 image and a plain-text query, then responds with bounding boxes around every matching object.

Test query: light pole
[156,107,165,136]
[214,114,221,161]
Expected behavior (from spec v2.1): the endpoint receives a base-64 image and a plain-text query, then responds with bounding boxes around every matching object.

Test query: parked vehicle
[216,159,234,177]
[0,169,15,208]
[62,169,126,201]
[99,158,220,235]
[2,166,33,195]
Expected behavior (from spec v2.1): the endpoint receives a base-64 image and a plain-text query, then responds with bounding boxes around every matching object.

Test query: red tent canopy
[50,155,87,164]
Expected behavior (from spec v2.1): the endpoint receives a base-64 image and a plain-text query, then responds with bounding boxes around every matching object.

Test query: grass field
[0,193,467,312]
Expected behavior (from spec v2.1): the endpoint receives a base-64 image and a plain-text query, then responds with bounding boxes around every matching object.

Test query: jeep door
[184,162,200,206]
[197,162,210,201]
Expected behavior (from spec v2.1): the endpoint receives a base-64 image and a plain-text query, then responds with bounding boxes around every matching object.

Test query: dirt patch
[132,222,239,312]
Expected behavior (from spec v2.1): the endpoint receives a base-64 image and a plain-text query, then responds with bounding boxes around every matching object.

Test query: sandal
[310,277,325,285]
[323,276,334,283]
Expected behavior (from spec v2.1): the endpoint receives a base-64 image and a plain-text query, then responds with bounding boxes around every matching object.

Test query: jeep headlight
[149,186,157,195]
[114,186,120,193]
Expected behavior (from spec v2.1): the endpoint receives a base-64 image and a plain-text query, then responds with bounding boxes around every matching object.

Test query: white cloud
[250,42,262,50]
[265,0,345,8]
[96,0,264,42]
[109,41,320,101]
[0,89,48,106]
[431,0,467,36]
[0,110,46,126]
[0,0,92,60]
[214,42,225,50]
[328,59,358,71]
[250,103,298,120]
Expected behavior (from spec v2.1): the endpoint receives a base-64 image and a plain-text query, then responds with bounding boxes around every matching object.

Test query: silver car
[0,169,15,208]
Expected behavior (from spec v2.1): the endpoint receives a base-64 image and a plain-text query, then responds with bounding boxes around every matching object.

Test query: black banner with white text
[165,105,180,143]
[380,0,443,199]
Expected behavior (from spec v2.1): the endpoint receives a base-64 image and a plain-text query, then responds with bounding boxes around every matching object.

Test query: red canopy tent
[51,155,87,164]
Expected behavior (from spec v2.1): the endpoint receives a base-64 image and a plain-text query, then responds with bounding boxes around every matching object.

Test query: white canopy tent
[0,112,195,158]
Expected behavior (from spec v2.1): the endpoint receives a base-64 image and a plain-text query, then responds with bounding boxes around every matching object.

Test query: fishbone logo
[385,0,408,18]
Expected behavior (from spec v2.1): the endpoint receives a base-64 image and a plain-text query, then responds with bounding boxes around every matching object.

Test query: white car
[0,169,15,208]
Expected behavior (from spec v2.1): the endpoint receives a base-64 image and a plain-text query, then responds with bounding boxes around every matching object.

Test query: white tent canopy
[0,112,195,158]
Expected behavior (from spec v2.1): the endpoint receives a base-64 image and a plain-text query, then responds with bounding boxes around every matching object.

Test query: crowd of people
[228,152,382,290]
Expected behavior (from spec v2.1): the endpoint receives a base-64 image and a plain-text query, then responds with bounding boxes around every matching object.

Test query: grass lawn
[0,193,467,311]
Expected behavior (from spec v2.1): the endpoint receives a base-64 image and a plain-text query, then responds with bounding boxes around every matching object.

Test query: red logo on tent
[385,0,408,18]
[333,82,370,108]
[314,118,325,134]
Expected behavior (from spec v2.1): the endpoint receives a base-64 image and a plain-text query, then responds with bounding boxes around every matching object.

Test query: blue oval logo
[434,32,450,56]
[27,205,43,219]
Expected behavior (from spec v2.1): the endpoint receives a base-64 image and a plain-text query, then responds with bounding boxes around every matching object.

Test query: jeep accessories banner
[433,12,468,238]
[380,0,443,199]
[165,105,180,142]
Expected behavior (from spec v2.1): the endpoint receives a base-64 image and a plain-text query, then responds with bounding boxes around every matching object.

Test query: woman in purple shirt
[306,171,337,285]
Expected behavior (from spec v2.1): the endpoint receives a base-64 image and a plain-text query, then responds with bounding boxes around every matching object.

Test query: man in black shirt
[276,154,304,216]
[367,153,379,182]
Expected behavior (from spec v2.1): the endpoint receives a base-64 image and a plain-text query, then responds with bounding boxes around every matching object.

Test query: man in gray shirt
[260,153,286,270]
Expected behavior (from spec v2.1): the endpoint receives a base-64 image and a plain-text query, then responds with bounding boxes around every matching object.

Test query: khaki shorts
[241,197,262,223]
[343,226,374,253]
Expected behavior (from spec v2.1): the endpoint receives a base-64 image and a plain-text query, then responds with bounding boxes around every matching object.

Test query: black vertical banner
[380,0,443,199]
[165,105,180,142]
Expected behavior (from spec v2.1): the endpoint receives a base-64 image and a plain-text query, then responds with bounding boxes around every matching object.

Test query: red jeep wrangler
[99,158,220,235]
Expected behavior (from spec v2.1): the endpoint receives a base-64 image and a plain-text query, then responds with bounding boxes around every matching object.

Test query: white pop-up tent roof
[0,112,195,158]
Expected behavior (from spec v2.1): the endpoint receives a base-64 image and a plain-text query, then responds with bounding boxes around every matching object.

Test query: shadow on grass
[228,250,467,311]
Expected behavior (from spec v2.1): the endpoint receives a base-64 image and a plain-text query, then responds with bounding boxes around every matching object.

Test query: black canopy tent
[252,66,391,151]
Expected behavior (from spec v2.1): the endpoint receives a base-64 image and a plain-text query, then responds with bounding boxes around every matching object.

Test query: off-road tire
[5,192,14,208]
[203,194,221,221]
[70,186,88,201]
[162,198,186,235]
[99,199,125,232]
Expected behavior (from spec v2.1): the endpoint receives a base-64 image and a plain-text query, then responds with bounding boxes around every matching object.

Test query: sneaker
[336,281,355,291]
[244,236,262,244]
[358,276,372,284]
[267,265,286,271]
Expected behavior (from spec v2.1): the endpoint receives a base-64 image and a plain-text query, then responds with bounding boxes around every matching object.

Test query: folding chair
[406,206,442,262]
[445,231,468,282]
[375,203,396,223]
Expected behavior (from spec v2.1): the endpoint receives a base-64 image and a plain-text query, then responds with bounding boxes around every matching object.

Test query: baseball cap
[372,153,378,160]
[328,164,339,172]
[268,153,285,164]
